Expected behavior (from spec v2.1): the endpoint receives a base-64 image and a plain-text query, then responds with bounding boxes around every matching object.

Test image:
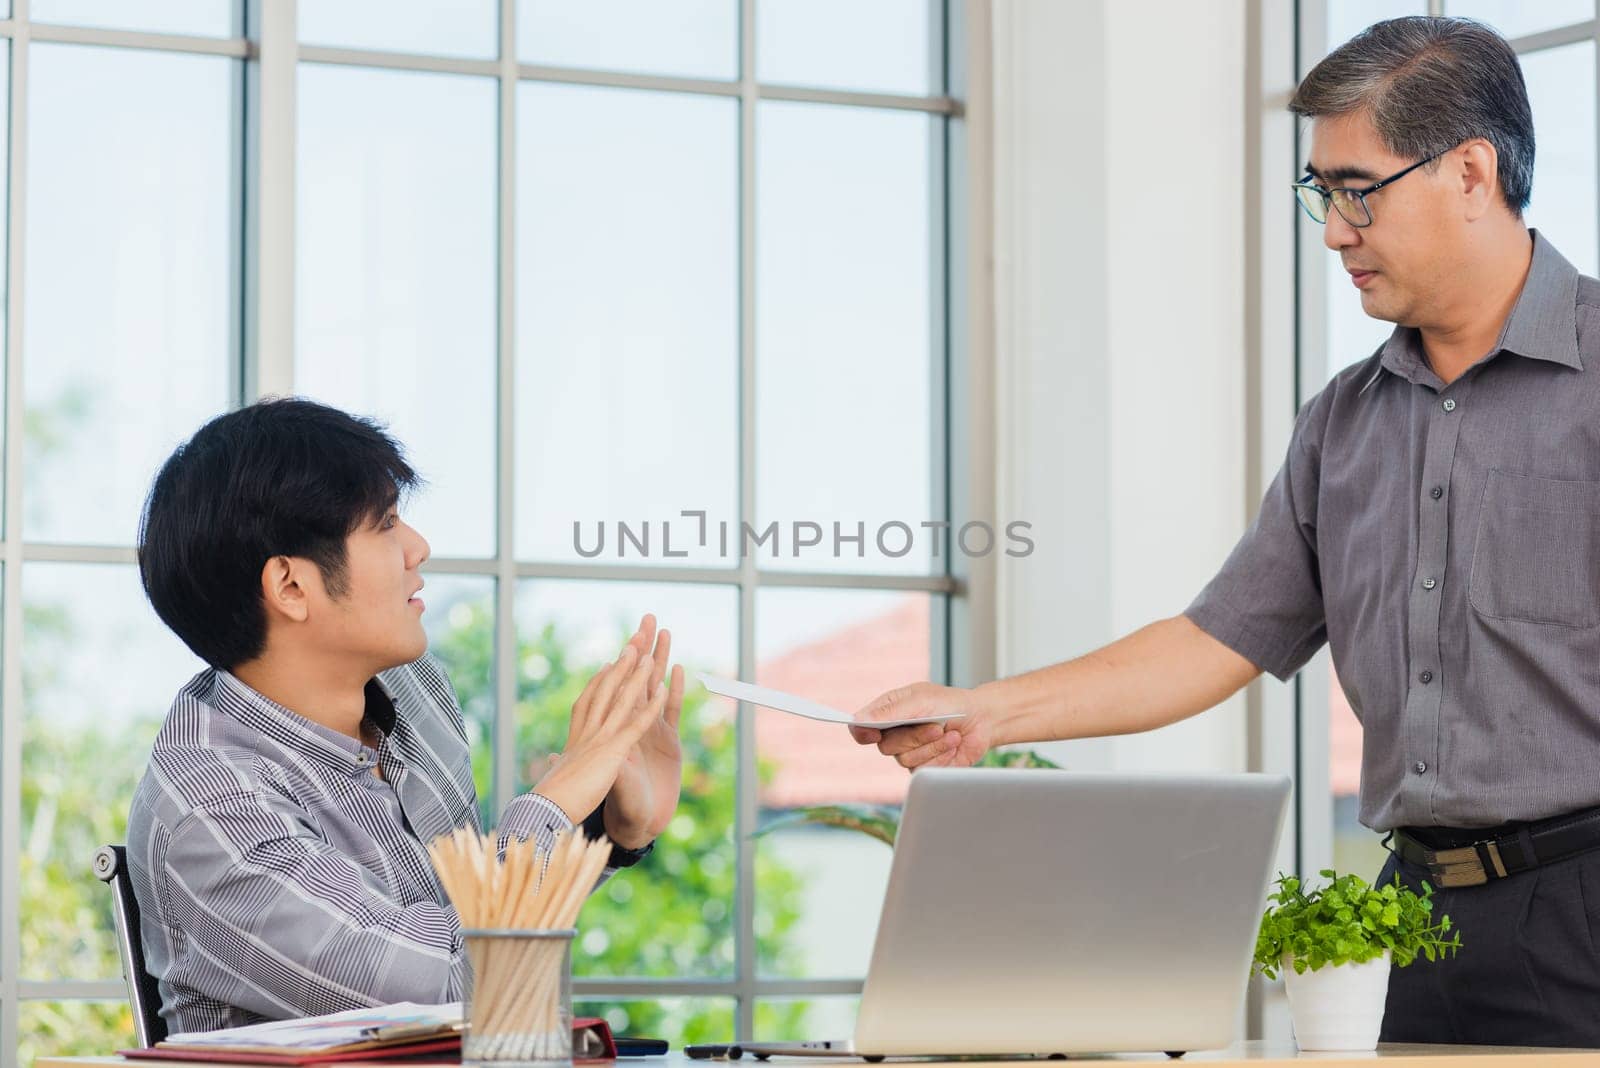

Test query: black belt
[1391,805,1600,889]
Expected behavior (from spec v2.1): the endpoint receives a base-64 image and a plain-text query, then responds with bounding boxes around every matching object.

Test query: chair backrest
[93,844,168,1047]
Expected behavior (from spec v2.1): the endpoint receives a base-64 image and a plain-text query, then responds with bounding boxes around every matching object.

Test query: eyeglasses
[1292,149,1445,228]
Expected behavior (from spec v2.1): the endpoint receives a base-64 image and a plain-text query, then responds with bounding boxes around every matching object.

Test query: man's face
[1305,111,1457,327]
[309,507,432,672]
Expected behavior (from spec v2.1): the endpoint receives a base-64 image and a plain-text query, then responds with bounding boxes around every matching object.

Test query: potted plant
[1254,869,1462,1051]
[754,749,1062,846]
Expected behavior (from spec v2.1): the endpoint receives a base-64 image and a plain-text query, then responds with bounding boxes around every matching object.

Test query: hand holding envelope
[697,674,967,729]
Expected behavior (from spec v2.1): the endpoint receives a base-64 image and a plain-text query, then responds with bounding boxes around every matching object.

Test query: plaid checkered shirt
[125,655,610,1034]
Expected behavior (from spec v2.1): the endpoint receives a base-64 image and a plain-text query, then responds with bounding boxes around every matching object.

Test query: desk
[33,1046,1600,1068]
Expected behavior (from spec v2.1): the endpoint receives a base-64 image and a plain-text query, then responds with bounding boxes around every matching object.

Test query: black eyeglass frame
[1292,149,1447,228]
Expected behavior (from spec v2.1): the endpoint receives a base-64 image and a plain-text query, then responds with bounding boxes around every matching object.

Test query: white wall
[989,0,1250,774]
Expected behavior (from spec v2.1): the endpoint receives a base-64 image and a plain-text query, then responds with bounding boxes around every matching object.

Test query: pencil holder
[462,928,577,1068]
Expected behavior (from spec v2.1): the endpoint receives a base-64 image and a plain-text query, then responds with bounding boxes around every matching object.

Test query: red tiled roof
[752,598,928,809]
[1330,665,1362,798]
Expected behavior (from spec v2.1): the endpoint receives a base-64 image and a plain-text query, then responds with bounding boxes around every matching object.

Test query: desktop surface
[34,1044,1600,1068]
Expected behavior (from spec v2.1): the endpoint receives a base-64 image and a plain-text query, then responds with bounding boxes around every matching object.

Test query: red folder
[118,1036,461,1066]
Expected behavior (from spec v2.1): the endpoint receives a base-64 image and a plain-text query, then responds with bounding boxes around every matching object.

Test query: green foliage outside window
[20,598,141,1065]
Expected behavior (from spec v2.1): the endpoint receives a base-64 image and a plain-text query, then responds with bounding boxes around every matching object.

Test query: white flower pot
[1282,951,1392,1052]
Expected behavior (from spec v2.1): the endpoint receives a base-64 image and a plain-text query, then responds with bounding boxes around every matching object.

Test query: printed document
[698,674,966,729]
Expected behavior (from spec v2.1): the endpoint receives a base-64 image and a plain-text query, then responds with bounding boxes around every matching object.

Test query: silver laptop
[742,768,1290,1060]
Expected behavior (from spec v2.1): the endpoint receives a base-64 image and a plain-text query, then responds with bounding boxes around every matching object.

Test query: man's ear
[260,555,312,624]
[1458,138,1501,221]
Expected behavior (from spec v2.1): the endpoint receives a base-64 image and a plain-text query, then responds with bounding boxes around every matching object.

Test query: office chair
[93,844,168,1046]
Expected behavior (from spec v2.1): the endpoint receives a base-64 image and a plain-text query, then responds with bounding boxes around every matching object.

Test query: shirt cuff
[498,791,576,856]
[1184,592,1318,683]
[499,791,620,892]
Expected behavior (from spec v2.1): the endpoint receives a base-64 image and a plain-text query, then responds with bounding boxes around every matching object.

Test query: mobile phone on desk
[684,1043,743,1059]
[615,1037,670,1056]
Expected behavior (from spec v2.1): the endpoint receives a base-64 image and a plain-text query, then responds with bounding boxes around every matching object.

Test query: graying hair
[1290,16,1534,214]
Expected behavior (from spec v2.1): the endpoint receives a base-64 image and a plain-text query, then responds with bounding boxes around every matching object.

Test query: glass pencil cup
[462,928,577,1068]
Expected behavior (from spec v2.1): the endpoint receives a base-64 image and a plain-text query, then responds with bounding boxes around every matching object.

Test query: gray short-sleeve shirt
[1187,230,1600,832]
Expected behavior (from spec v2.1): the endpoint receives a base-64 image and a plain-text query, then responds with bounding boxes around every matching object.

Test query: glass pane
[515,84,737,566]
[22,562,205,980]
[419,574,496,825]
[297,65,498,559]
[751,588,936,977]
[1445,0,1593,38]
[1326,0,1426,53]
[1523,42,1599,276]
[515,579,738,977]
[299,1,497,60]
[518,0,737,80]
[30,1,235,37]
[757,103,934,576]
[754,997,857,1043]
[574,998,734,1049]
[757,0,934,95]
[26,45,234,546]
[19,1001,134,1068]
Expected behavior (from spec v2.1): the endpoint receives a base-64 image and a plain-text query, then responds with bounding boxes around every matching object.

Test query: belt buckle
[1427,844,1488,888]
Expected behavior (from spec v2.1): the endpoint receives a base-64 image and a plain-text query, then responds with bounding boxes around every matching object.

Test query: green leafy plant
[977,749,1062,770]
[753,748,1062,847]
[757,804,901,847]
[1253,869,1461,980]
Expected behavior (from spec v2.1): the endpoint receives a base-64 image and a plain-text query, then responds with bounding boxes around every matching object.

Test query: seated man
[126,398,685,1033]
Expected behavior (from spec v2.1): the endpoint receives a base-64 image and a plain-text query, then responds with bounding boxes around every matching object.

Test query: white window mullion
[1,5,30,1065]
[735,0,759,1041]
[493,0,518,825]
[244,0,296,401]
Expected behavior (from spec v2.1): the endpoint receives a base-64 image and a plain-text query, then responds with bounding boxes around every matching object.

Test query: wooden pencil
[426,825,611,1060]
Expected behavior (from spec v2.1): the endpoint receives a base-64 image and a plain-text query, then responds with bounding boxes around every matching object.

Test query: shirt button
[1442,399,1457,412]
[357,752,370,764]
[1419,670,1434,684]
[1430,486,1444,500]
[1414,761,1428,775]
[1422,578,1437,590]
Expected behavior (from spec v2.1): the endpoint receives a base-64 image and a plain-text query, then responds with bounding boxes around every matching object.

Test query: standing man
[852,16,1600,1047]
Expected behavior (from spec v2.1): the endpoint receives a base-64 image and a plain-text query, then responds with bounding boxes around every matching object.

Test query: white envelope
[697,674,967,729]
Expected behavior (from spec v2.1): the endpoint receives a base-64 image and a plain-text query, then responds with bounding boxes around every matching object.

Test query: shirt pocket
[1469,469,1600,628]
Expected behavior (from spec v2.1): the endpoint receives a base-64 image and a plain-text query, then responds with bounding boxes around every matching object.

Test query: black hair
[138,398,419,670]
[1291,16,1535,215]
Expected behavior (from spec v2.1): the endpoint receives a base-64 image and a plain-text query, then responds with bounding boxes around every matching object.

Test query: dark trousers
[1377,841,1600,1046]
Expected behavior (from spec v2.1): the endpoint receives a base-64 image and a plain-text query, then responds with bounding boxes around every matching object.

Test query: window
[296,63,499,558]
[513,82,737,567]
[6,3,962,1062]
[25,44,234,545]
[751,589,936,981]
